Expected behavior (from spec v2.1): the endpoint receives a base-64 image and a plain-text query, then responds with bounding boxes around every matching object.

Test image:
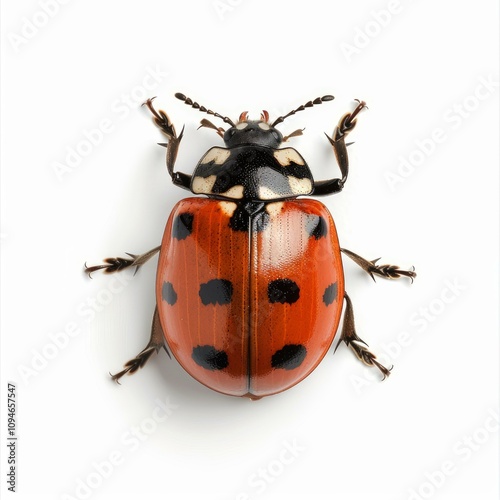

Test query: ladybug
[86,92,416,399]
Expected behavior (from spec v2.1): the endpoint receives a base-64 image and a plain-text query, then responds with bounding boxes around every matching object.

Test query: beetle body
[86,93,416,398]
[157,197,343,399]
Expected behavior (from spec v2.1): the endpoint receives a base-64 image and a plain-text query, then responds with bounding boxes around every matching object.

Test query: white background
[1,1,499,499]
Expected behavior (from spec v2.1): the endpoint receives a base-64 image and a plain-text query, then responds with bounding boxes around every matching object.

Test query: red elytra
[85,93,415,399]
[156,198,344,399]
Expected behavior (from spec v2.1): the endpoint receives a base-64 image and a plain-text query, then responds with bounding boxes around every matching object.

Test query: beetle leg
[313,100,367,196]
[143,97,192,191]
[111,307,169,384]
[341,248,416,283]
[337,293,392,380]
[85,245,161,277]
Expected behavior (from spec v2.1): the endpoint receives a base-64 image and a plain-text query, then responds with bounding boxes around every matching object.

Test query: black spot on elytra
[162,281,177,305]
[305,215,328,239]
[172,212,194,240]
[271,344,307,370]
[323,282,338,306]
[192,345,229,371]
[229,203,270,233]
[268,279,300,305]
[228,206,250,232]
[199,279,233,305]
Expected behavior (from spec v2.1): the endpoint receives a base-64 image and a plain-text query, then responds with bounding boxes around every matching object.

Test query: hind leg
[337,292,392,379]
[110,306,170,383]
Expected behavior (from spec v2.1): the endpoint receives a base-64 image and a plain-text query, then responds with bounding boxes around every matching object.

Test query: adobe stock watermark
[406,408,499,500]
[51,65,169,182]
[350,277,467,393]
[385,74,499,191]
[340,0,412,63]
[7,0,73,53]
[213,0,245,21]
[17,272,135,385]
[231,439,305,499]
[60,396,179,500]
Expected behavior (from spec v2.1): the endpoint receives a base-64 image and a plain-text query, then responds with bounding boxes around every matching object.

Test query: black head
[223,111,283,148]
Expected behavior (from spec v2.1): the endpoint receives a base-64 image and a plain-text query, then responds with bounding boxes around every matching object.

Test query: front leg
[143,98,192,191]
[341,248,416,282]
[313,100,367,196]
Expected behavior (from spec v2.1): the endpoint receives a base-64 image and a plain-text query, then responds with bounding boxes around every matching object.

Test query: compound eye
[224,128,237,142]
[271,129,282,143]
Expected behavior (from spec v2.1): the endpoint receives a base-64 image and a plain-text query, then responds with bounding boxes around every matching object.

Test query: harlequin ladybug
[86,92,416,399]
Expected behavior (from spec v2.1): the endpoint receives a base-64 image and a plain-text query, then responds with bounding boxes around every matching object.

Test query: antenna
[271,95,334,127]
[175,93,235,127]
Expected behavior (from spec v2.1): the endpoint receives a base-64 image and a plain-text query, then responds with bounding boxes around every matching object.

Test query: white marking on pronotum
[218,201,237,217]
[192,175,217,193]
[258,186,282,200]
[288,177,312,195]
[201,148,231,165]
[273,148,305,166]
[266,202,284,217]
[222,185,244,199]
